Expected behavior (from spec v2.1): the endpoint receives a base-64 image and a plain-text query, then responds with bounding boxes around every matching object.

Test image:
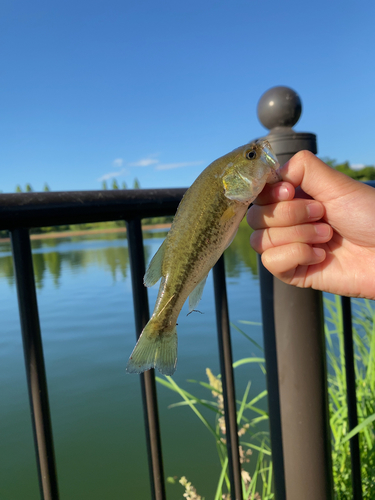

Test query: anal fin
[189,275,208,312]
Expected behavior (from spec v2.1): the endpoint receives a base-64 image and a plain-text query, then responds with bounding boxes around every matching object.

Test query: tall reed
[157,297,375,499]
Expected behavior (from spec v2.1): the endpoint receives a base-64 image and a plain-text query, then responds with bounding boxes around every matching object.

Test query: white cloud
[113,158,124,167]
[128,157,159,167]
[350,163,365,171]
[97,168,127,182]
[155,161,204,171]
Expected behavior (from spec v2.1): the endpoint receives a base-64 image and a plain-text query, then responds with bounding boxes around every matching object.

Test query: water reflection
[0,254,15,287]
[0,237,131,289]
[0,223,257,289]
[224,222,257,277]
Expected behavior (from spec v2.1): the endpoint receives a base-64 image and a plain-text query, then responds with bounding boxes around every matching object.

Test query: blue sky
[1,0,374,193]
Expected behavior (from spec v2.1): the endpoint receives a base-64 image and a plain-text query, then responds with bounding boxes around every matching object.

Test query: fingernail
[313,247,325,259]
[278,186,290,201]
[307,202,323,219]
[315,224,331,237]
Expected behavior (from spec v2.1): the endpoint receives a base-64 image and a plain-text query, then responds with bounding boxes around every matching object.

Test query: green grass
[157,366,272,500]
[157,297,375,499]
[325,296,375,498]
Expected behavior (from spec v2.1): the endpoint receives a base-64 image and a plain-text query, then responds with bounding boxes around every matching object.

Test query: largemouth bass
[126,140,280,376]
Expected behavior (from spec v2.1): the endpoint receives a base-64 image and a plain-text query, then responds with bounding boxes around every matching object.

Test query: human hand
[247,150,375,299]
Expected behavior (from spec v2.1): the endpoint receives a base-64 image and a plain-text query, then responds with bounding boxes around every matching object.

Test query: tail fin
[126,322,177,376]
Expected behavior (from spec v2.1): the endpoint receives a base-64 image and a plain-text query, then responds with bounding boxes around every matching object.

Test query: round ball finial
[257,86,302,130]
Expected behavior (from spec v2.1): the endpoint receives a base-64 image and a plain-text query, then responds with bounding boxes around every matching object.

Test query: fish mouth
[259,140,280,171]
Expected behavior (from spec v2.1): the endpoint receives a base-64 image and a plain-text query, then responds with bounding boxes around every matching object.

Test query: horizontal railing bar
[0,188,186,230]
[2,182,373,231]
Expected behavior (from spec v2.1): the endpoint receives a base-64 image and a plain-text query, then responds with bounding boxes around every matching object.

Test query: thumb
[280,151,358,203]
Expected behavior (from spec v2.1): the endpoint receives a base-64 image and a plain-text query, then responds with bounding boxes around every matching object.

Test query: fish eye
[246,150,256,160]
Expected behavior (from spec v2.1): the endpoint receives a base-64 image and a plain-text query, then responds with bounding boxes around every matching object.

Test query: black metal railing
[0,188,247,500]
[1,182,373,500]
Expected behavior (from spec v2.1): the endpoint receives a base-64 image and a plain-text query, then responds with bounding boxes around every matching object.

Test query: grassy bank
[160,298,375,499]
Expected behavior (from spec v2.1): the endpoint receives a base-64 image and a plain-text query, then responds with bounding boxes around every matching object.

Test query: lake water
[0,224,268,500]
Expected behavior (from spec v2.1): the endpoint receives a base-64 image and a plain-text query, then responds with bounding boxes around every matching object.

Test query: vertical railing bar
[341,296,363,499]
[10,227,59,500]
[213,255,243,500]
[258,258,286,500]
[126,218,166,500]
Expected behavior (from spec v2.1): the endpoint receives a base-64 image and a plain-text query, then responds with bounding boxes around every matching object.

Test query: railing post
[126,218,166,500]
[213,256,243,500]
[341,296,362,499]
[255,86,333,499]
[10,228,59,500]
[257,260,286,499]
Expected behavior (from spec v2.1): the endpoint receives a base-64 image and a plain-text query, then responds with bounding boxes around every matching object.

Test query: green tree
[353,165,375,181]
[334,163,375,181]
[44,251,62,287]
[25,183,33,192]
[324,157,375,182]
[102,180,108,190]
[43,183,51,192]
[15,185,22,193]
[121,181,127,189]
[112,179,119,190]
[321,157,338,168]
[133,178,140,189]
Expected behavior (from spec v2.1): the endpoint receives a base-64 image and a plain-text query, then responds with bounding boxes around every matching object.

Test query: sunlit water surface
[0,226,268,500]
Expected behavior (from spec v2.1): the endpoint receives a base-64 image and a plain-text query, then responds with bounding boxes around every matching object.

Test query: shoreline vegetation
[0,222,172,243]
[162,298,375,499]
[0,177,175,242]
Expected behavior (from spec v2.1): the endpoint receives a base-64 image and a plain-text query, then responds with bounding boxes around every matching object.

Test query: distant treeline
[0,178,173,239]
[324,158,375,181]
[2,160,374,239]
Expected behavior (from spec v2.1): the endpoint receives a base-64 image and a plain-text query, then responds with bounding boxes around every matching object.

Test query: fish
[126,139,280,376]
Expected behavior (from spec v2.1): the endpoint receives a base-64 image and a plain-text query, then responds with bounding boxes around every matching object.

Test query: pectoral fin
[144,240,166,287]
[223,172,259,203]
[220,205,237,223]
[189,275,208,312]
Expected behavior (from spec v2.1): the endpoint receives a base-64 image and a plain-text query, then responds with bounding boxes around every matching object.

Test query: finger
[250,223,333,254]
[261,243,326,284]
[253,182,295,206]
[247,199,325,230]
[280,151,358,202]
[294,186,313,200]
